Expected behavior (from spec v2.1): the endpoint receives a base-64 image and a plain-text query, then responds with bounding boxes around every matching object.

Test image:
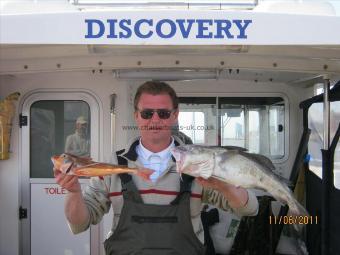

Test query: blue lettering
[119,19,132,38]
[233,20,252,39]
[85,19,105,38]
[196,19,213,39]
[214,20,233,39]
[176,19,195,38]
[156,19,176,38]
[83,18,252,40]
[134,19,153,38]
[107,19,118,38]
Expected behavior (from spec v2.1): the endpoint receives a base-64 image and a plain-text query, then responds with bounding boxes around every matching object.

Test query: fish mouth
[51,156,60,167]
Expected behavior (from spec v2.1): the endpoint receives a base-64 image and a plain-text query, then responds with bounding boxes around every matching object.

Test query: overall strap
[116,150,143,203]
[170,174,195,205]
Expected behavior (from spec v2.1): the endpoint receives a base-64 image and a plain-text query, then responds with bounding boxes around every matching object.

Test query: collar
[122,136,181,162]
[138,137,174,162]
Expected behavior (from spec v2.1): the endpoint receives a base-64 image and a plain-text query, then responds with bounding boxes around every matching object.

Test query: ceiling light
[113,69,220,81]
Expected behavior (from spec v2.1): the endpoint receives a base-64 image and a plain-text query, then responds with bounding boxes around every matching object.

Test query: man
[65,116,90,157]
[54,81,258,254]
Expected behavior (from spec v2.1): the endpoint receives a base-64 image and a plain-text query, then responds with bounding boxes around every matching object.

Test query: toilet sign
[43,187,67,195]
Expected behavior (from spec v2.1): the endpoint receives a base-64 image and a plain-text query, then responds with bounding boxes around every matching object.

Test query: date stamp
[269,215,318,225]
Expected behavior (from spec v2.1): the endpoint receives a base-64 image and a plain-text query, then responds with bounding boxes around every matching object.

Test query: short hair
[134,81,179,111]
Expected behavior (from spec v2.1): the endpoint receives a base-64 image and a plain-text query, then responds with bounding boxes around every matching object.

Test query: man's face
[76,123,87,135]
[134,93,178,143]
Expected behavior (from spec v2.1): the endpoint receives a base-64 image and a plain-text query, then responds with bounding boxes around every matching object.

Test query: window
[269,105,285,158]
[178,112,205,144]
[219,97,285,159]
[30,100,91,178]
[308,101,340,189]
[178,97,217,145]
[178,96,286,160]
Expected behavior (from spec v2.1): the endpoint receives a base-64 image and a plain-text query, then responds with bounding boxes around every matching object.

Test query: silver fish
[170,145,309,217]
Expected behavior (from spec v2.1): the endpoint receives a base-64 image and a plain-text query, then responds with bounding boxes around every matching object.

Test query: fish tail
[288,198,309,217]
[136,168,155,181]
[282,197,309,233]
[289,204,309,233]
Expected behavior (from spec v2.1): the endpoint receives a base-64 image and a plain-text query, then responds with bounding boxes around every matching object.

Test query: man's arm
[54,170,90,233]
[55,167,113,233]
[198,177,258,216]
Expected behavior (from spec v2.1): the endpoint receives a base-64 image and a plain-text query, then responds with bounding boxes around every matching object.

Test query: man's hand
[53,167,90,228]
[196,177,249,209]
[54,168,81,193]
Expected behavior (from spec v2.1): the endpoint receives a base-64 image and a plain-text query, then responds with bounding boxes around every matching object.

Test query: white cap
[76,116,87,124]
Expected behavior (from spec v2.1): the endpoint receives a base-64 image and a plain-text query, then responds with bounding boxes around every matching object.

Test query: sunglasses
[138,109,175,120]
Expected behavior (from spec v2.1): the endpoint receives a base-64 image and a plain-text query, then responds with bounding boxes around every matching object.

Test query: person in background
[55,81,258,255]
[64,116,90,157]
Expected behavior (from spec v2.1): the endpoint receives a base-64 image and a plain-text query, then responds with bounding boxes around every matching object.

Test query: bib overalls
[104,173,206,255]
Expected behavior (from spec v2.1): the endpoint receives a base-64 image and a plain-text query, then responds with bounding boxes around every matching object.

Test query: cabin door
[20,90,101,255]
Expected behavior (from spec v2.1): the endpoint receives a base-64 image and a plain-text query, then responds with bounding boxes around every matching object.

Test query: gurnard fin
[64,153,94,165]
[60,162,73,174]
[136,168,155,181]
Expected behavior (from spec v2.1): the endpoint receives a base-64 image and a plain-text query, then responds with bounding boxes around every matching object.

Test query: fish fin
[64,153,94,165]
[221,146,247,151]
[71,163,102,175]
[239,151,276,171]
[288,198,310,217]
[75,162,101,169]
[65,162,74,174]
[288,199,310,233]
[64,152,80,158]
[136,168,155,181]
[60,162,74,174]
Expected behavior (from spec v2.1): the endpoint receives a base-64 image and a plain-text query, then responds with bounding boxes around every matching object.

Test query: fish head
[51,153,74,174]
[170,145,215,179]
